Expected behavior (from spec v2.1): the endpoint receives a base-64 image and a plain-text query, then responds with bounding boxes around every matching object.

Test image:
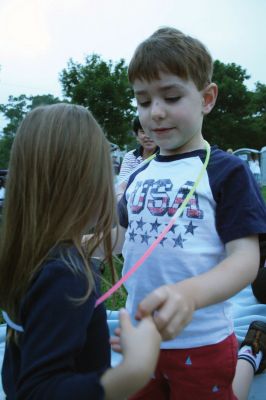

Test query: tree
[250,82,266,148]
[0,94,62,168]
[59,54,136,147]
[203,61,251,149]
[203,61,266,150]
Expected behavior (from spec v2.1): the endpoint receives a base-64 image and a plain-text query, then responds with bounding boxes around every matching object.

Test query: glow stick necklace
[96,141,211,307]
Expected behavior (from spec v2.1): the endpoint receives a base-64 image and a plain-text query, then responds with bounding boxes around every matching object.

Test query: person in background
[0,172,6,201]
[0,103,161,400]
[232,241,266,399]
[0,177,5,203]
[118,116,158,184]
[112,155,121,176]
[249,152,261,187]
[0,173,6,219]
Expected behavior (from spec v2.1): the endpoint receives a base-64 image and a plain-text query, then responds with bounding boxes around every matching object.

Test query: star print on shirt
[136,217,146,231]
[129,229,137,242]
[155,236,167,246]
[184,221,198,235]
[173,234,187,248]
[140,231,152,245]
[128,220,133,229]
[150,218,161,233]
[169,224,178,234]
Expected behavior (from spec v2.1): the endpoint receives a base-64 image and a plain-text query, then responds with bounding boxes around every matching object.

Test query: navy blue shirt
[2,249,110,399]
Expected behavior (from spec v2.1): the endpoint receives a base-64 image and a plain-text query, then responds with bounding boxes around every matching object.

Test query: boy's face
[133,72,215,156]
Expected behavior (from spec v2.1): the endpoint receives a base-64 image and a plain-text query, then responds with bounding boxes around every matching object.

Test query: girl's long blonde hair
[0,103,117,322]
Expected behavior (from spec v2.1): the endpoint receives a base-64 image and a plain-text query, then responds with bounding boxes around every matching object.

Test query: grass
[101,255,127,310]
[261,186,266,202]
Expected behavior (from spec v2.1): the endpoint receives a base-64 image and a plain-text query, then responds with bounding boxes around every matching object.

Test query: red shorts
[129,333,238,400]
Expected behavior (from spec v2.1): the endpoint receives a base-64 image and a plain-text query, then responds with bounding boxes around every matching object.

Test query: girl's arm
[100,309,161,400]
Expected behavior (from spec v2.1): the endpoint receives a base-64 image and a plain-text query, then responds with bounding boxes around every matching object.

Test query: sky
[0,0,266,130]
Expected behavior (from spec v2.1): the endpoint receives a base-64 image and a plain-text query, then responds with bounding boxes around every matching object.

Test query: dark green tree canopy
[1,58,266,168]
[59,54,136,147]
[0,94,62,168]
[203,61,266,150]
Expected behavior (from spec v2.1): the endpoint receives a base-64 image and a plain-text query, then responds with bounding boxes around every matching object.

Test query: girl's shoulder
[32,246,84,282]
[24,246,92,305]
[20,249,98,326]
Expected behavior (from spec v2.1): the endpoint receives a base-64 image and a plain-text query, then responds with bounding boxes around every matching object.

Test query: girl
[0,104,161,400]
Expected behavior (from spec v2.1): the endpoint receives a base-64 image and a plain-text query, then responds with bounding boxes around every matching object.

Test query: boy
[117,27,266,399]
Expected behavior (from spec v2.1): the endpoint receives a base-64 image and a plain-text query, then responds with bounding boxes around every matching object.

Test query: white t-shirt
[119,147,266,349]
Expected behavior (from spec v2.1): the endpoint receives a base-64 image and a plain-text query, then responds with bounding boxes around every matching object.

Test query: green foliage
[1,58,266,167]
[30,94,64,109]
[0,135,13,169]
[101,255,126,310]
[250,82,266,142]
[0,94,62,168]
[261,186,266,202]
[203,61,266,150]
[59,54,136,147]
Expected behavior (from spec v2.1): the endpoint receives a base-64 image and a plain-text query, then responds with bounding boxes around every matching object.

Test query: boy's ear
[202,83,218,115]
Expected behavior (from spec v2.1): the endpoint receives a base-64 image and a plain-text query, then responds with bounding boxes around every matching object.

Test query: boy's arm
[136,235,260,340]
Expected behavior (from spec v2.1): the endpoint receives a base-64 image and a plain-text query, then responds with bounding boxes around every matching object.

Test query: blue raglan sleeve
[209,152,266,243]
[118,193,128,228]
[15,261,109,400]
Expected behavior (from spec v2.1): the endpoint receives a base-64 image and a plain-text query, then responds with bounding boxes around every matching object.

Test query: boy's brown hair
[128,27,213,90]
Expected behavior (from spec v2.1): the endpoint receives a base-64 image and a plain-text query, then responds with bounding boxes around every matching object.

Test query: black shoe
[240,321,266,374]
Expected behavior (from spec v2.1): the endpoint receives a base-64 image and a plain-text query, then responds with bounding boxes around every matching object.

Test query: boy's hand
[135,283,195,340]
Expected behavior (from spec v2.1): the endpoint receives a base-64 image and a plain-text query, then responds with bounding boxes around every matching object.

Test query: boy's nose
[151,101,166,120]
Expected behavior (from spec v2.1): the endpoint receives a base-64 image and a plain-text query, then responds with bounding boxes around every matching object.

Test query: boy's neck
[159,136,206,156]
[143,148,155,159]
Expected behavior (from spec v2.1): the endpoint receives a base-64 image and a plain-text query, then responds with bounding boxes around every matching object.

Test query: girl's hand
[110,308,161,371]
[102,309,161,400]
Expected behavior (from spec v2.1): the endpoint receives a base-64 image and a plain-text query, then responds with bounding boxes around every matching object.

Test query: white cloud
[0,0,265,108]
[0,0,50,58]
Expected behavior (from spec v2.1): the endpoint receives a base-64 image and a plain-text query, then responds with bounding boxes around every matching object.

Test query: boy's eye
[137,100,151,107]
[165,97,181,103]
